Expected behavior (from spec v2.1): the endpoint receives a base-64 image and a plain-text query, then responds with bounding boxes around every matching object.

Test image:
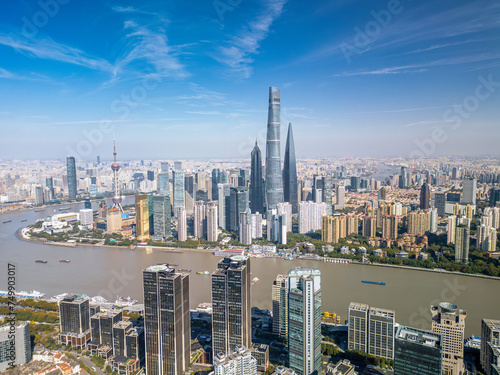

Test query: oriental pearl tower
[111,137,123,212]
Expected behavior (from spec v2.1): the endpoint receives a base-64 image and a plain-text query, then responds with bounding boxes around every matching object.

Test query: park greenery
[0,296,58,311]
[0,308,58,323]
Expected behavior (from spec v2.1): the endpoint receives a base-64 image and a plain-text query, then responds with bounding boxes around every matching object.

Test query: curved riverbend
[1,198,499,337]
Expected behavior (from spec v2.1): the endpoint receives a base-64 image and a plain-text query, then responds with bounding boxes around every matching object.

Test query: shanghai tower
[250,141,264,214]
[265,87,283,210]
[283,122,298,213]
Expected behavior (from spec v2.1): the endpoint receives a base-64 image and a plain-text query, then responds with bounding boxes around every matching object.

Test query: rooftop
[396,325,441,348]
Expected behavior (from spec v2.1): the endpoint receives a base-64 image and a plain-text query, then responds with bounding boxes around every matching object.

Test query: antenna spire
[113,133,117,162]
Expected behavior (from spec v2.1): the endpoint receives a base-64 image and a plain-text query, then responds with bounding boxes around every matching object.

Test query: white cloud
[0,34,114,74]
[214,0,287,78]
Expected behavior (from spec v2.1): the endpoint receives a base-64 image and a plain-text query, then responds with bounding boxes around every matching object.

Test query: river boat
[361,280,385,285]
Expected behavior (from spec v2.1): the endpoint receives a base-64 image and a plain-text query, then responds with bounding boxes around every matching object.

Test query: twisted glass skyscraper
[265,87,283,210]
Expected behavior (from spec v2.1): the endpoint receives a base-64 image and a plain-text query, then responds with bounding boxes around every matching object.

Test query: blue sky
[0,0,499,160]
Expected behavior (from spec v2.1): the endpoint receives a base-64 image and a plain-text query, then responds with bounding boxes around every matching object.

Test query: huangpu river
[0,197,499,337]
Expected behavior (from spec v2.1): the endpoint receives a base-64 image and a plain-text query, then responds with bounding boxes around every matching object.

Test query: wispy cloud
[299,1,500,65]
[32,118,184,126]
[404,39,484,55]
[173,84,243,107]
[0,67,55,83]
[0,34,114,74]
[111,11,189,81]
[186,110,222,115]
[358,2,500,55]
[342,106,450,115]
[0,9,188,85]
[112,6,156,15]
[333,53,500,77]
[214,0,287,78]
[403,120,442,128]
[333,66,426,77]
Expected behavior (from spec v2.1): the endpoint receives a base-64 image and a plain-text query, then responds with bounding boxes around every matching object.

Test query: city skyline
[0,1,499,159]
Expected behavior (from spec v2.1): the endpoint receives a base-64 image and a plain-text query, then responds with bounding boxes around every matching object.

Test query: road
[69,354,105,375]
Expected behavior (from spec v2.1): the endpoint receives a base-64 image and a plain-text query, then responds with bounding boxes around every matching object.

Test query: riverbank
[351,261,500,281]
[17,221,500,282]
[18,226,217,255]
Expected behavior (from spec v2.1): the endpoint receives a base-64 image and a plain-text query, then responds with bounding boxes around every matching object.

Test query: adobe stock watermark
[95,267,136,303]
[408,277,466,329]
[409,74,499,159]
[65,74,162,159]
[340,0,408,63]
[213,0,243,22]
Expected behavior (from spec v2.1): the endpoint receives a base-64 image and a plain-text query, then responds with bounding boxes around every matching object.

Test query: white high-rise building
[194,201,206,239]
[394,202,403,216]
[79,208,93,227]
[477,224,497,253]
[214,346,257,375]
[266,209,287,244]
[430,208,438,233]
[177,206,187,242]
[298,202,327,234]
[239,209,252,245]
[207,201,218,242]
[287,268,321,375]
[336,185,345,209]
[0,322,31,371]
[276,202,292,233]
[484,207,500,229]
[447,215,457,244]
[250,213,263,239]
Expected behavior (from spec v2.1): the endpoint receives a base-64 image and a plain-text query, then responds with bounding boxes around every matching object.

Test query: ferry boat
[178,269,192,272]
[59,259,70,263]
[0,290,45,299]
[196,271,211,275]
[251,277,259,285]
[91,296,108,303]
[361,280,386,286]
[114,296,138,306]
[34,207,45,212]
[35,260,48,264]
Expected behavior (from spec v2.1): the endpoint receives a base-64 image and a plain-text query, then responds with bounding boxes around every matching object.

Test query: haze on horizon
[0,0,499,160]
